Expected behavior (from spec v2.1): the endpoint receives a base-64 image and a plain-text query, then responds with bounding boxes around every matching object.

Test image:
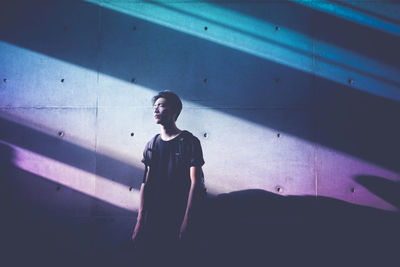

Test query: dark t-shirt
[141,130,204,232]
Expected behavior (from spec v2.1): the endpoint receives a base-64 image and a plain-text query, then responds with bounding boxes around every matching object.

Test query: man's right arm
[132,166,150,242]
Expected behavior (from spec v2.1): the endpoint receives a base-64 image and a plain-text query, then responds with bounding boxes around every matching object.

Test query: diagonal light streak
[291,0,400,37]
[87,0,400,101]
[4,140,140,211]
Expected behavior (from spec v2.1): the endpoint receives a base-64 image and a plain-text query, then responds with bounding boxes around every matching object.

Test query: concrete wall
[1,0,399,266]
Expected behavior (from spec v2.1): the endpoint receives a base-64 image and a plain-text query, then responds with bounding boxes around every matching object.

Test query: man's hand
[179,219,188,241]
[132,221,144,244]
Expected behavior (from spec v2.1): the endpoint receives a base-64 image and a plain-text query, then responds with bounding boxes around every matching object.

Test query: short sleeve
[188,136,205,167]
[141,141,151,184]
[141,141,151,166]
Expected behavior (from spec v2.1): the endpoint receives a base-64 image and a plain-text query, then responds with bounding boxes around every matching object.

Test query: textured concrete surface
[1,0,399,266]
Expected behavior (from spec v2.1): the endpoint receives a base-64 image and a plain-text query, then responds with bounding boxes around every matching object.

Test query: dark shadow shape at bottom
[2,137,399,267]
[190,189,400,267]
[355,175,400,210]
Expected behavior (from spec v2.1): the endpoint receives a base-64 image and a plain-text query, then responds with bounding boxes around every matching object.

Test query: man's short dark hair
[152,91,183,121]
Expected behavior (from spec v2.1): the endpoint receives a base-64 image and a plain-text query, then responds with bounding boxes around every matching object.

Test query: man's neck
[160,123,181,141]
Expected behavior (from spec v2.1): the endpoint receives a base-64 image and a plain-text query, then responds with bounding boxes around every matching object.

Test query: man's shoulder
[179,130,201,143]
[180,130,193,138]
[144,133,160,148]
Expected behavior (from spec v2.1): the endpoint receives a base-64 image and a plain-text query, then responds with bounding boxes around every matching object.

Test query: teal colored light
[88,0,313,71]
[85,0,400,101]
[290,0,400,37]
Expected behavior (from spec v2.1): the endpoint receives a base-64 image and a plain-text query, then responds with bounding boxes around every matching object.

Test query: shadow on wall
[1,1,400,266]
[199,188,399,267]
[0,115,144,190]
[217,0,400,68]
[1,139,398,267]
[1,0,399,173]
[0,142,137,267]
[355,175,400,210]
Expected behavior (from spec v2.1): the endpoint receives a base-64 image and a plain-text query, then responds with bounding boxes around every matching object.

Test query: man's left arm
[179,165,202,240]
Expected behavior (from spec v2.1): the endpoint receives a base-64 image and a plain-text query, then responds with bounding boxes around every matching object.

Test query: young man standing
[132,91,205,265]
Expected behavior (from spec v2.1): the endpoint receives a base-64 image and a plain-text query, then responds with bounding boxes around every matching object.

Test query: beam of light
[85,0,400,102]
[1,38,399,211]
[290,0,400,37]
[0,41,97,108]
[316,145,399,212]
[2,140,140,211]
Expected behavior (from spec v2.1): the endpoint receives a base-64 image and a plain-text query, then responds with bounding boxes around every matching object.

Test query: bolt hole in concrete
[203,78,208,83]
[348,78,354,85]
[203,132,208,138]
[131,78,136,83]
[3,78,7,83]
[275,186,283,193]
[61,78,65,83]
[277,133,281,138]
[351,187,355,193]
[129,186,133,191]
[275,26,279,31]
[204,26,208,31]
[58,131,64,137]
[130,132,134,137]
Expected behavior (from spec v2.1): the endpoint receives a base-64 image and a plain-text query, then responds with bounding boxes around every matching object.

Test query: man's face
[153,97,176,125]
